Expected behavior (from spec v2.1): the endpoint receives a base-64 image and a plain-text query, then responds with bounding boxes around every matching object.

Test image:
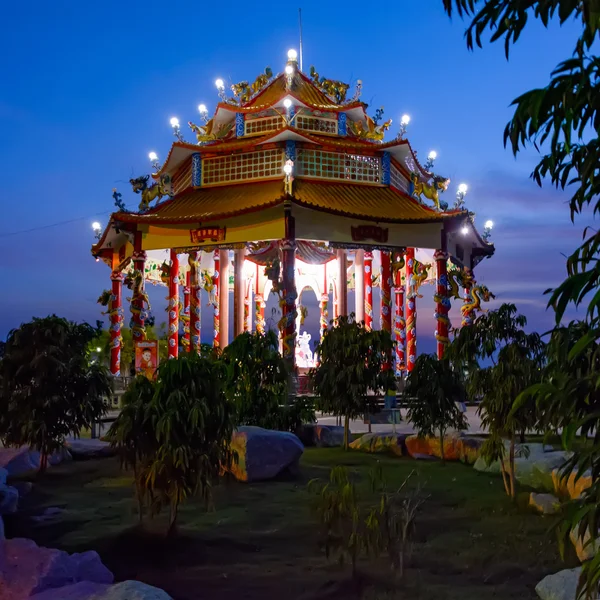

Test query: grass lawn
[5,448,578,600]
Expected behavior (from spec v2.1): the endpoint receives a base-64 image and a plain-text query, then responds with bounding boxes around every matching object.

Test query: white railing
[296,149,382,183]
[201,149,285,186]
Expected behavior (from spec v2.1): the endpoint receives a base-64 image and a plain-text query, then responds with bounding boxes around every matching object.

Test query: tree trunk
[133,464,143,524]
[167,502,178,537]
[509,435,516,501]
[344,414,350,450]
[439,429,445,465]
[39,451,48,474]
[520,429,526,444]
[499,455,511,497]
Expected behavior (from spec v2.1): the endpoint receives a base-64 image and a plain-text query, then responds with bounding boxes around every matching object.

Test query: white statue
[296,331,314,368]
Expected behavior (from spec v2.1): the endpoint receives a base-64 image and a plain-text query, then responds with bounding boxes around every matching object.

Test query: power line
[0,205,137,239]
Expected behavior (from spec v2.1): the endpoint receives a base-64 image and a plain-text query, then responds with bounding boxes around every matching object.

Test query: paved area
[317,406,484,435]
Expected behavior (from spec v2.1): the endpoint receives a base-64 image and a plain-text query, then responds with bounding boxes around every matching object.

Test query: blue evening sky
[0,1,588,351]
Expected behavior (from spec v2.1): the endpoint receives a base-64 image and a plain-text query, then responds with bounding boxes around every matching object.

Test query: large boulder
[0,446,71,477]
[405,434,461,460]
[473,444,570,490]
[0,467,19,515]
[529,492,560,515]
[0,538,113,599]
[349,433,406,456]
[227,427,304,483]
[456,436,485,465]
[297,424,344,448]
[536,567,582,600]
[29,580,174,600]
[65,439,115,459]
[552,469,592,500]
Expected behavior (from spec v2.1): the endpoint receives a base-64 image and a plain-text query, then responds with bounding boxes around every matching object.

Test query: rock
[13,480,33,497]
[349,432,406,456]
[529,492,560,515]
[0,482,19,514]
[29,581,110,599]
[95,580,174,599]
[29,580,174,600]
[65,438,115,459]
[227,427,304,482]
[473,447,570,490]
[0,538,113,598]
[0,446,71,477]
[552,469,592,500]
[456,436,485,465]
[535,567,581,600]
[297,424,344,448]
[570,524,598,563]
[405,434,461,461]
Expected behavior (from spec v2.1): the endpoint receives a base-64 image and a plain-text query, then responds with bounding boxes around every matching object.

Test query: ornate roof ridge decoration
[230,67,275,105]
[308,66,350,105]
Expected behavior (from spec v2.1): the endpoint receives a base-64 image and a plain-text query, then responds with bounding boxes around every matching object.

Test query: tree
[441,2,599,592]
[0,316,111,472]
[311,315,394,449]
[404,354,467,464]
[222,330,288,428]
[143,353,236,535]
[105,375,155,522]
[475,335,545,499]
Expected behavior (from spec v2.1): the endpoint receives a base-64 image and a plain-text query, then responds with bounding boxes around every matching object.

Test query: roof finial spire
[298,8,304,72]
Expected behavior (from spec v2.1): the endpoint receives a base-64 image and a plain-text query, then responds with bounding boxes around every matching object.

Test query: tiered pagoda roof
[93,52,494,268]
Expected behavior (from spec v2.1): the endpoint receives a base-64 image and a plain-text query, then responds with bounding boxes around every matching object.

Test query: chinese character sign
[135,340,159,380]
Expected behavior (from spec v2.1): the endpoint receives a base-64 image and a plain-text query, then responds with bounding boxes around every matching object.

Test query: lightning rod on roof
[299,8,304,72]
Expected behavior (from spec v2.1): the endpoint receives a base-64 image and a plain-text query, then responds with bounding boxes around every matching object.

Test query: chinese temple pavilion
[92,49,495,378]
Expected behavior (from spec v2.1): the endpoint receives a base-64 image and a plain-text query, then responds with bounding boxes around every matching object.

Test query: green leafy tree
[105,375,155,522]
[405,354,467,464]
[311,315,394,449]
[222,330,288,428]
[0,316,111,472]
[442,3,599,592]
[477,335,545,499]
[144,353,236,535]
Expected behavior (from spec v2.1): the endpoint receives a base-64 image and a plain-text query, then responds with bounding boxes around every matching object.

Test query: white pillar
[337,249,348,318]
[354,249,364,322]
[219,249,230,347]
[234,248,245,337]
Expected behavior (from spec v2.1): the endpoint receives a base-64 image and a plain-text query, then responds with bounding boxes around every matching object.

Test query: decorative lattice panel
[297,149,381,183]
[390,165,410,195]
[202,149,284,186]
[244,116,283,136]
[173,161,192,194]
[296,114,338,135]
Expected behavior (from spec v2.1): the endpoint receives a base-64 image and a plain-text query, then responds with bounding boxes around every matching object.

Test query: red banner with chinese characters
[190,227,226,244]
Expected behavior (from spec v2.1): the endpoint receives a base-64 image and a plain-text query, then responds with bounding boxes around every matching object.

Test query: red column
[281,239,297,366]
[393,251,406,376]
[109,271,123,376]
[364,251,373,330]
[380,251,392,333]
[189,251,201,353]
[213,250,220,347]
[167,249,179,359]
[244,280,251,332]
[405,247,417,372]
[434,250,451,359]
[182,271,191,351]
[461,267,476,326]
[131,234,147,343]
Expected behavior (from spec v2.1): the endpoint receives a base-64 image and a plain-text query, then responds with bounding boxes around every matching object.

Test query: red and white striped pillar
[364,251,373,331]
[405,247,417,372]
[130,232,147,343]
[434,250,451,359]
[189,251,201,353]
[167,249,179,359]
[182,271,191,351]
[393,251,406,376]
[213,250,220,347]
[109,270,123,376]
[380,250,392,370]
